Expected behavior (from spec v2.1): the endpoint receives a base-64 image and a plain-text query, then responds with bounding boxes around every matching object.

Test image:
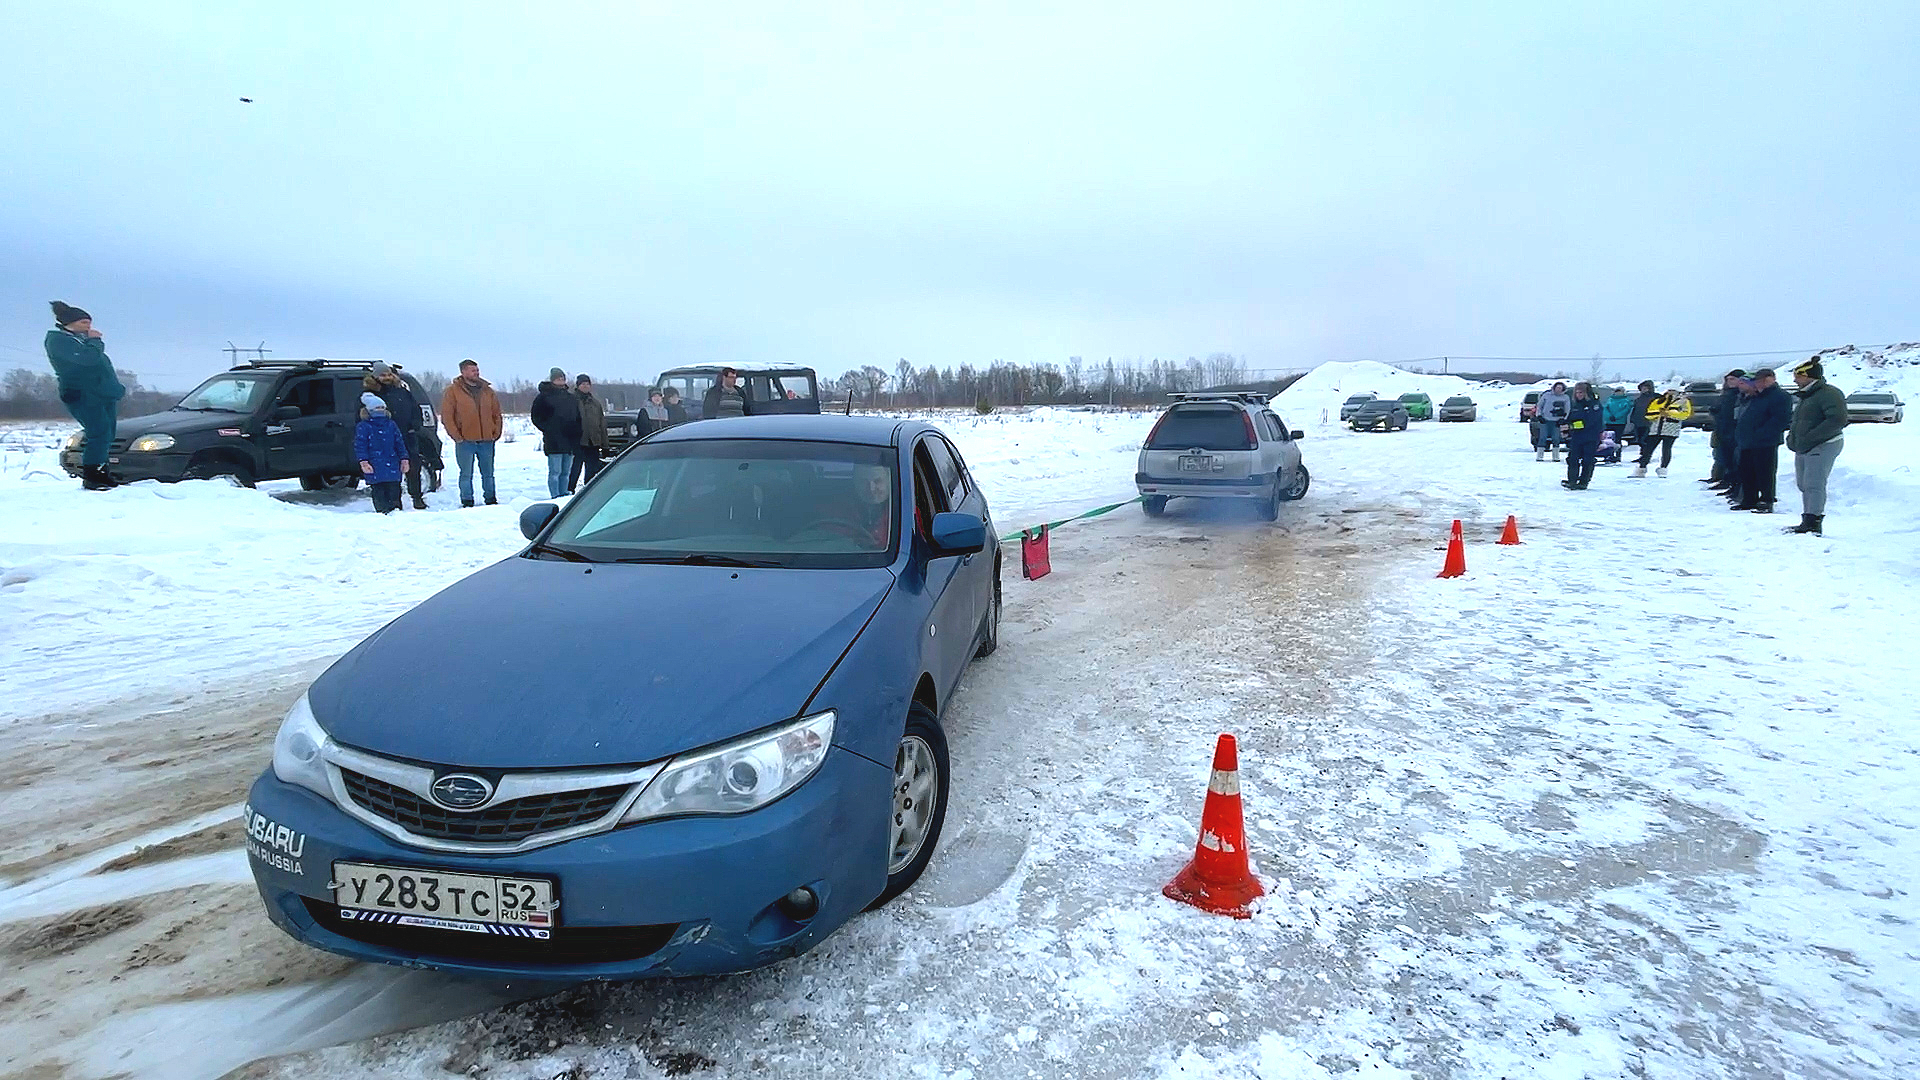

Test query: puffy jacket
[1602,394,1634,425]
[1565,398,1604,445]
[1786,380,1848,453]
[1645,394,1692,438]
[441,378,503,443]
[575,389,609,451]
[1736,384,1793,449]
[1535,390,1572,423]
[354,414,409,483]
[530,383,583,453]
[44,329,127,404]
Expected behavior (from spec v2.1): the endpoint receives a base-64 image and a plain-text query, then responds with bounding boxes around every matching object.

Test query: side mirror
[928,512,986,556]
[1290,430,1305,440]
[519,502,559,540]
[273,405,302,421]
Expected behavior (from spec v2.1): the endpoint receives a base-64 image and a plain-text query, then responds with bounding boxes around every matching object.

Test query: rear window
[1851,393,1896,403]
[1343,395,1373,405]
[1148,406,1254,450]
[1524,392,1540,403]
[1444,397,1473,405]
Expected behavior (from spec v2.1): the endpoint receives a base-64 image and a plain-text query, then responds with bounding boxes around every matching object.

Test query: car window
[542,439,898,569]
[178,375,273,413]
[1147,406,1255,450]
[769,374,816,401]
[924,437,968,504]
[281,377,335,417]
[911,446,947,539]
[1444,397,1473,405]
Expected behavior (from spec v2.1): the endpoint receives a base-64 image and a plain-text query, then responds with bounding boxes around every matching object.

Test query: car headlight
[272,693,335,799]
[622,711,834,823]
[65,432,84,450]
[129,433,175,452]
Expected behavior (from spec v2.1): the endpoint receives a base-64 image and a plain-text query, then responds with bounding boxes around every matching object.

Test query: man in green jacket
[1784,357,1848,535]
[44,301,127,490]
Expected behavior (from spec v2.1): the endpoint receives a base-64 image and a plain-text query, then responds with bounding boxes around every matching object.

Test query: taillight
[1242,411,1258,448]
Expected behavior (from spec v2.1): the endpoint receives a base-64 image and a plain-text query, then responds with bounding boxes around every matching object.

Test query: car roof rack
[232,358,395,372]
[1167,391,1271,405]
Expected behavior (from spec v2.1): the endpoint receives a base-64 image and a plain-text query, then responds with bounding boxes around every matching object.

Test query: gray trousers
[1794,439,1842,516]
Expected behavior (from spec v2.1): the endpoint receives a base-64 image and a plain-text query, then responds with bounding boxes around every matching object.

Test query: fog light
[776,887,819,921]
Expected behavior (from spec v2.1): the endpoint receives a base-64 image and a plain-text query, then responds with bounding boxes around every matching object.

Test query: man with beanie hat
[567,373,610,493]
[529,368,582,498]
[354,392,410,514]
[1784,357,1848,535]
[44,301,127,490]
[368,362,428,509]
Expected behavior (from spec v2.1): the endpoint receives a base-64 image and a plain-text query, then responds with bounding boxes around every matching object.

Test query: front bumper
[245,747,892,980]
[58,448,192,481]
[1136,473,1270,499]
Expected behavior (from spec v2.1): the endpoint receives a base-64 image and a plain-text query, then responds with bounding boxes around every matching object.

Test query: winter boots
[1656,467,1667,477]
[1536,449,1545,462]
[1788,514,1824,535]
[412,496,429,510]
[1631,465,1647,478]
[1551,449,1560,463]
[80,465,115,491]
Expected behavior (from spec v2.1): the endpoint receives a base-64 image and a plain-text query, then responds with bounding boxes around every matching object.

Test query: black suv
[60,359,444,490]
[605,364,822,454]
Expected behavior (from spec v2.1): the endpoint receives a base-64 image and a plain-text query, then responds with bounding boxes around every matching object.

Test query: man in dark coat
[1732,368,1794,513]
[1628,380,1656,451]
[530,368,582,498]
[1784,358,1848,535]
[567,374,611,493]
[43,301,127,490]
[1706,370,1746,491]
[370,362,427,509]
[1560,383,1604,490]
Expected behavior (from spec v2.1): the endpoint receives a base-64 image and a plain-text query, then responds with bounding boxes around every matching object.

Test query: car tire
[185,459,256,488]
[974,564,1000,659]
[1280,464,1311,501]
[1259,474,1281,521]
[867,703,950,911]
[1142,495,1168,517]
[299,473,357,492]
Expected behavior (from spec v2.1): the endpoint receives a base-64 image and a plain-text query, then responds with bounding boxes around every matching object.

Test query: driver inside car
[852,463,892,547]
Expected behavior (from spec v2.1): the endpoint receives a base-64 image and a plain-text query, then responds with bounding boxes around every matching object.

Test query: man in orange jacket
[440,358,504,507]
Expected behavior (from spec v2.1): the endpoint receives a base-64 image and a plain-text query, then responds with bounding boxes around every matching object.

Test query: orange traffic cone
[1497,515,1522,545]
[1438,519,1467,578]
[1163,734,1264,919]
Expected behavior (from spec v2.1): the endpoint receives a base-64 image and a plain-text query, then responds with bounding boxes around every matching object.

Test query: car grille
[303,898,678,965]
[340,769,629,843]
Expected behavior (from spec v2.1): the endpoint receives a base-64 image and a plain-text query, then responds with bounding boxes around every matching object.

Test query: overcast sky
[3,1,1916,389]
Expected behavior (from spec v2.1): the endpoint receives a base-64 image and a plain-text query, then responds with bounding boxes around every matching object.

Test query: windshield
[177,374,273,413]
[1444,397,1473,405]
[1398,394,1425,402]
[1524,392,1540,403]
[1343,395,1373,404]
[538,439,898,568]
[1148,406,1253,450]
[1851,393,1896,403]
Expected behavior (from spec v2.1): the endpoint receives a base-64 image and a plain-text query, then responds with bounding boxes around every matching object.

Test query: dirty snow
[1,352,1917,1079]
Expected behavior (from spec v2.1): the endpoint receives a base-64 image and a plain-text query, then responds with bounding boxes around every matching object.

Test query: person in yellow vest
[1632,387,1692,477]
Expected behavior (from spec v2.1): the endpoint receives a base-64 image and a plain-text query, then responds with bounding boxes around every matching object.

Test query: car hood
[310,557,895,769]
[116,408,248,436]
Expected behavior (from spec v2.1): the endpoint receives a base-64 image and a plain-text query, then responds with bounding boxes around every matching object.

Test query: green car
[1397,392,1434,421]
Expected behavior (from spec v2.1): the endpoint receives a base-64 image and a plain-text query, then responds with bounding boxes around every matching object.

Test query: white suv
[1136,393,1310,520]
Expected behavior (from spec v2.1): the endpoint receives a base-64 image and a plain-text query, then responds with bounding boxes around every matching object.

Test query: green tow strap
[999,496,1144,542]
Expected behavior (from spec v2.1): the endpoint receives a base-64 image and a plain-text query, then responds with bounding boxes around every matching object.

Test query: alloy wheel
[888,735,940,874]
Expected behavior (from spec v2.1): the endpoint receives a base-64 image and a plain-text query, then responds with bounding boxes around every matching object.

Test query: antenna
[224,341,272,364]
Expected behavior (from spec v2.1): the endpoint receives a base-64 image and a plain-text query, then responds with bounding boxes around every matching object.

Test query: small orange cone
[1438,519,1467,578]
[1163,734,1264,919]
[1497,515,1522,545]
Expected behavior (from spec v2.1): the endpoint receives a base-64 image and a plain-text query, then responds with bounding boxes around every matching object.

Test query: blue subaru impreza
[245,416,1001,978]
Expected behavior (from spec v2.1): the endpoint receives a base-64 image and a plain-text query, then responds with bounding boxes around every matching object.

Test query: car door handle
[325,420,343,428]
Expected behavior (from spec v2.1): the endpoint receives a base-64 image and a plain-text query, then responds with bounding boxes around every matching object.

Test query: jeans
[1738,444,1780,506]
[1713,429,1738,482]
[568,446,605,492]
[546,453,574,498]
[1794,439,1842,515]
[1637,435,1676,468]
[1566,440,1598,485]
[455,440,497,503]
[369,481,402,514]
[1536,420,1563,451]
[65,397,118,467]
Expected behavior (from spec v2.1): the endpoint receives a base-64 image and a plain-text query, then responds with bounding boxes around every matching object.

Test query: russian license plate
[1179,454,1214,472]
[332,862,557,938]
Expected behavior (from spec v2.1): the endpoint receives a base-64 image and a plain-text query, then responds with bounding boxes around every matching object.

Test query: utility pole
[224,341,271,364]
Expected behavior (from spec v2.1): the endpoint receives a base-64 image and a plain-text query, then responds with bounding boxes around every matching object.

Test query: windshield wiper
[613,553,781,568]
[527,542,595,563]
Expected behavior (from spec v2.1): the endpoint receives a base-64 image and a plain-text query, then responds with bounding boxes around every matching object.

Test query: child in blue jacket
[354,392,411,514]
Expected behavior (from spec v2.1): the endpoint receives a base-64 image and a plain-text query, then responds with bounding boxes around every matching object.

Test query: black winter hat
[50,300,90,326]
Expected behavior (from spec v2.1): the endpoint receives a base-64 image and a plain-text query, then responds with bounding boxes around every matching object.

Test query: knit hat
[575,373,592,386]
[360,392,389,414]
[370,361,393,377]
[50,301,90,326]
[550,367,566,381]
[1793,358,1823,379]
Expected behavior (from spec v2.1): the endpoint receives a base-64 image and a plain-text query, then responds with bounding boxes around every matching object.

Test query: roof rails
[233,358,392,371]
[1167,391,1271,404]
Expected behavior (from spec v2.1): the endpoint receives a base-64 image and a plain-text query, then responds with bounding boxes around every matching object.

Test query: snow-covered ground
[1,353,1917,1079]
